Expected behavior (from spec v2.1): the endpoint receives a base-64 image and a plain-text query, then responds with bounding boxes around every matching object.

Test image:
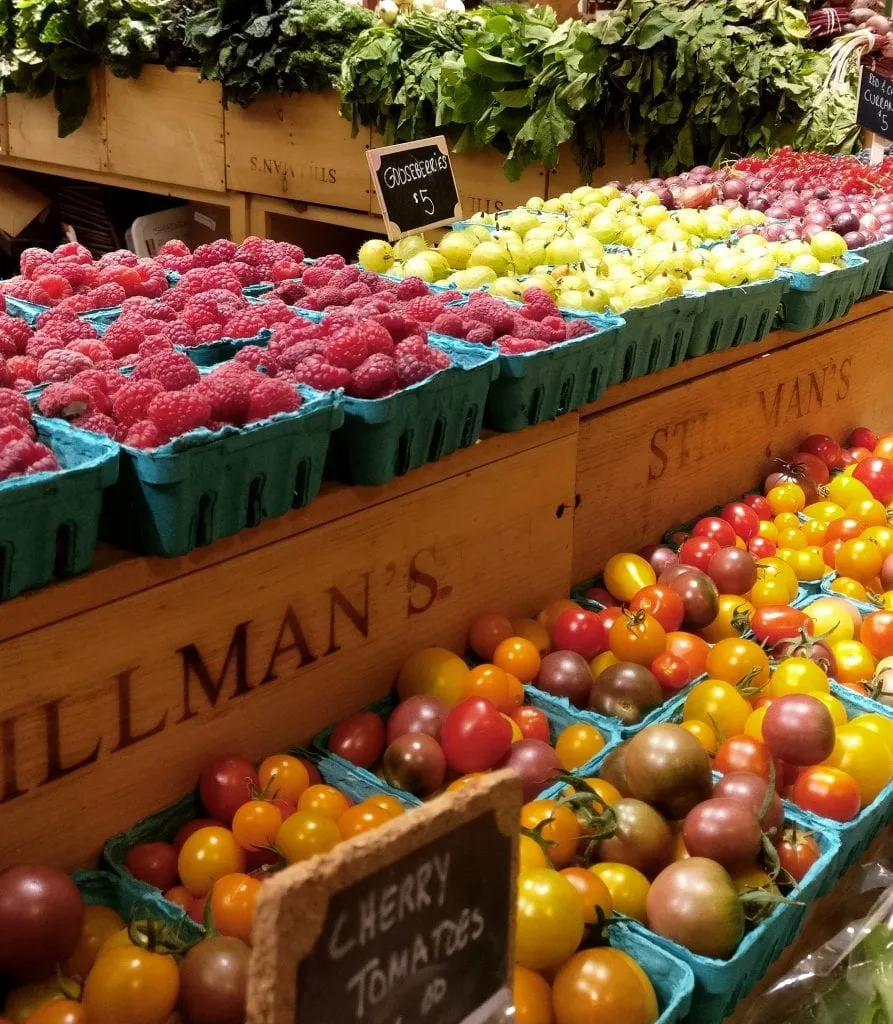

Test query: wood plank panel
[0,431,577,869]
[573,305,893,581]
[546,134,650,197]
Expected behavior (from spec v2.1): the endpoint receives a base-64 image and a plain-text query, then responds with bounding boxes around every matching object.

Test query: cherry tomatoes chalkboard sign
[246,771,521,1024]
[367,136,463,241]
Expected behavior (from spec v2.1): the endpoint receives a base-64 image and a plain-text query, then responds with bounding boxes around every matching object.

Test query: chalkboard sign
[247,772,521,1024]
[858,66,893,139]
[367,137,463,241]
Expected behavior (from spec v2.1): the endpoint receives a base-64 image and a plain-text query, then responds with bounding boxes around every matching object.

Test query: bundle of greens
[185,0,374,107]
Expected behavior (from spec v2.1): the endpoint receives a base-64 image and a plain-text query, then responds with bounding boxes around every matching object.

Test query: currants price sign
[367,136,463,241]
[857,66,893,163]
[246,771,521,1024]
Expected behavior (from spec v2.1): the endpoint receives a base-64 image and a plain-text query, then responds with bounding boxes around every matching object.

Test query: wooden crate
[0,419,577,869]
[225,91,374,212]
[546,133,650,197]
[105,66,225,192]
[6,72,107,172]
[572,298,893,581]
[0,96,8,158]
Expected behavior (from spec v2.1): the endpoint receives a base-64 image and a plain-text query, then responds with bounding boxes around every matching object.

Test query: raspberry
[522,287,556,310]
[0,390,33,422]
[98,249,140,269]
[159,239,191,258]
[0,438,57,480]
[147,391,212,442]
[0,336,16,360]
[349,354,398,399]
[36,274,76,304]
[271,259,303,282]
[289,357,351,390]
[324,326,369,371]
[234,346,278,373]
[37,383,94,419]
[403,296,443,324]
[0,314,33,352]
[224,311,267,340]
[314,286,350,309]
[132,352,200,391]
[343,283,372,304]
[513,319,543,341]
[84,283,127,310]
[99,320,143,359]
[123,420,163,449]
[541,315,564,333]
[138,337,175,359]
[68,340,113,363]
[301,265,335,289]
[315,254,346,270]
[71,412,118,438]
[112,380,164,426]
[70,369,115,396]
[0,424,30,446]
[431,313,464,337]
[25,336,62,361]
[38,350,93,383]
[498,337,549,354]
[20,248,54,281]
[564,319,594,340]
[163,322,197,348]
[277,340,325,370]
[371,312,414,342]
[247,378,302,421]
[7,356,39,384]
[227,261,260,286]
[395,344,450,386]
[394,278,431,301]
[465,326,495,344]
[121,297,177,322]
[195,325,223,344]
[200,268,242,294]
[436,289,462,304]
[181,306,220,332]
[360,320,395,355]
[200,374,252,425]
[272,281,307,305]
[330,266,361,288]
[465,300,514,336]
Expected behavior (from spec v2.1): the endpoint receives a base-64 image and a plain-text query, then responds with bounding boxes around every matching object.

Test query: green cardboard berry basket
[778,252,869,331]
[606,293,702,385]
[93,387,343,557]
[0,416,119,600]
[855,238,893,299]
[685,277,788,359]
[325,337,498,486]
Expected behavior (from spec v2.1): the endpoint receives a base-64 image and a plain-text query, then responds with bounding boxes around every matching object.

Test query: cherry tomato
[598,607,622,634]
[825,725,893,805]
[791,766,861,821]
[800,433,841,468]
[511,619,552,656]
[590,651,619,677]
[209,872,259,944]
[833,641,876,686]
[64,904,125,981]
[679,536,721,572]
[364,793,404,819]
[776,828,821,882]
[555,724,605,771]
[806,597,860,646]
[327,712,387,770]
[665,631,709,677]
[25,1001,85,1024]
[749,607,812,648]
[699,596,754,644]
[178,827,246,898]
[231,800,282,850]
[629,585,685,632]
[338,801,393,839]
[767,483,806,514]
[441,697,512,773]
[650,652,691,691]
[123,843,177,891]
[609,611,666,666]
[785,546,825,582]
[683,678,752,737]
[396,647,469,706]
[863,525,893,556]
[680,719,718,755]
[467,613,513,659]
[853,456,893,503]
[199,755,258,826]
[551,609,607,660]
[846,497,888,526]
[589,863,650,924]
[861,611,893,660]
[163,886,193,913]
[767,658,830,697]
[493,637,542,684]
[514,869,585,970]
[258,754,311,804]
[743,493,773,519]
[603,554,657,602]
[851,427,879,450]
[809,691,848,727]
[722,502,760,540]
[538,600,582,631]
[693,516,737,546]
[748,536,776,558]
[511,706,551,743]
[836,538,883,582]
[277,811,341,862]
[298,784,352,820]
[552,948,659,1024]
[512,966,553,1024]
[750,576,796,608]
[705,637,770,690]
[559,867,614,924]
[713,735,772,779]
[83,946,179,1024]
[519,835,550,873]
[743,706,768,742]
[571,777,623,806]
[801,518,827,546]
[520,800,580,869]
[464,663,513,708]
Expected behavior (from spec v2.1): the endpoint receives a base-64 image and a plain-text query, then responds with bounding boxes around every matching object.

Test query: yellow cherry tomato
[803,499,846,522]
[519,834,550,872]
[786,546,826,582]
[774,512,801,532]
[850,713,893,758]
[699,595,755,643]
[757,558,800,591]
[847,499,888,526]
[515,869,585,970]
[590,650,618,677]
[767,657,830,696]
[555,723,605,770]
[603,553,657,602]
[744,706,768,741]
[502,713,524,742]
[808,691,848,727]
[589,863,650,924]
[831,576,869,601]
[826,475,871,507]
[777,527,807,550]
[878,592,893,612]
[863,526,893,556]
[705,637,771,690]
[684,677,753,736]
[680,718,719,755]
[836,538,884,582]
[825,725,893,805]
[758,520,780,543]
[833,640,876,685]
[801,518,828,545]
[806,597,857,645]
[768,483,806,514]
[750,576,797,608]
[396,647,469,706]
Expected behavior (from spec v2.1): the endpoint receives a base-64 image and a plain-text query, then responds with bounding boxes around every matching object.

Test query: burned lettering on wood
[647,411,709,482]
[324,575,371,656]
[41,699,101,786]
[247,156,337,184]
[114,669,167,752]
[757,357,852,427]
[179,621,253,722]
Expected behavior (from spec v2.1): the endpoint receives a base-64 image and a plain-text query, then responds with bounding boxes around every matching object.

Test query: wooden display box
[105,66,226,193]
[6,71,107,172]
[225,91,374,213]
[546,134,650,197]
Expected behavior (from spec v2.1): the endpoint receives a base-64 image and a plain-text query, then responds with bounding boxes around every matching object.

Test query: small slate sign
[858,66,893,140]
[247,772,521,1024]
[367,136,463,241]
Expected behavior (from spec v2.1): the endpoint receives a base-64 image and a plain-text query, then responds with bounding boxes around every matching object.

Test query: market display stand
[0,70,648,247]
[1,293,891,876]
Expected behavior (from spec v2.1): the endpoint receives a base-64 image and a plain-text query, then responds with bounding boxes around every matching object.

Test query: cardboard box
[0,168,50,239]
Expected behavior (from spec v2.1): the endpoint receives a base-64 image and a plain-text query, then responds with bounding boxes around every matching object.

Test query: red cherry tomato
[628,585,685,632]
[665,631,710,677]
[583,586,618,607]
[650,652,691,691]
[826,517,864,543]
[776,829,820,882]
[692,517,737,547]
[713,735,773,780]
[721,502,760,540]
[792,450,831,485]
[861,611,893,660]
[742,493,773,520]
[511,706,551,743]
[851,427,879,451]
[749,607,813,648]
[441,698,512,773]
[327,712,387,769]
[598,607,622,634]
[747,536,776,558]
[550,608,607,660]
[845,448,872,465]
[199,755,259,825]
[823,539,841,569]
[791,766,861,822]
[124,843,178,890]
[679,536,721,572]
[799,434,842,469]
[853,457,893,503]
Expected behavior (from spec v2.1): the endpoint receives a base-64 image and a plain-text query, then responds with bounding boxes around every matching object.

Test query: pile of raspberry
[36,354,302,450]
[0,243,168,310]
[406,288,595,354]
[259,257,461,313]
[231,309,452,399]
[154,237,306,286]
[0,389,60,481]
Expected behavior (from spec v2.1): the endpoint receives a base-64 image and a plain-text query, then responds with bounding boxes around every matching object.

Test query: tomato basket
[685,277,788,359]
[777,252,869,331]
[607,927,695,1024]
[0,416,119,601]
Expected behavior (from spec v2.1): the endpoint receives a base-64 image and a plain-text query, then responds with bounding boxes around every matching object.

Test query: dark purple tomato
[667,568,720,629]
[385,695,448,745]
[707,548,757,595]
[682,797,762,872]
[124,842,179,890]
[712,771,784,838]
[0,866,84,980]
[498,739,561,803]
[596,798,674,878]
[658,564,698,586]
[762,694,836,766]
[599,745,632,797]
[327,712,387,770]
[623,723,712,818]
[441,698,512,774]
[646,858,744,958]
[589,662,662,725]
[199,755,259,825]
[536,651,593,708]
[382,734,446,795]
[638,544,679,577]
[179,936,249,1024]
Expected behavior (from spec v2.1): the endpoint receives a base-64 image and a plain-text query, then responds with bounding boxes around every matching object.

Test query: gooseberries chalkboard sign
[246,772,521,1024]
[367,136,463,241]
[858,66,893,161]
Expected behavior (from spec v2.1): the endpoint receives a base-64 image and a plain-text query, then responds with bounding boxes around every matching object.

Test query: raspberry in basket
[147,391,212,442]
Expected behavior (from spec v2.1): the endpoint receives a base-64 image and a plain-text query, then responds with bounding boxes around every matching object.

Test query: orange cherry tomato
[512,965,554,1024]
[83,947,179,1024]
[298,784,352,820]
[258,754,310,804]
[511,618,552,656]
[209,872,260,944]
[609,611,667,665]
[681,718,719,754]
[363,793,405,819]
[64,904,125,981]
[520,800,580,869]
[555,723,605,771]
[337,801,393,839]
[231,800,283,850]
[664,631,710,677]
[705,637,770,690]
[464,663,513,706]
[26,1000,86,1024]
[493,637,542,684]
[559,867,614,924]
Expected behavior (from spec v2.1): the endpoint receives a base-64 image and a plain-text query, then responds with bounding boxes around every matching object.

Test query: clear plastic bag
[743,837,893,1024]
